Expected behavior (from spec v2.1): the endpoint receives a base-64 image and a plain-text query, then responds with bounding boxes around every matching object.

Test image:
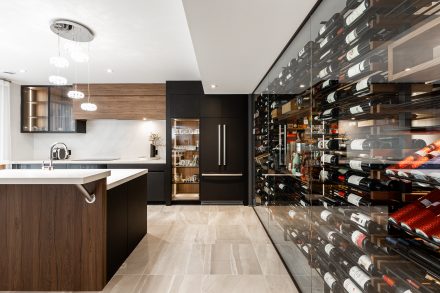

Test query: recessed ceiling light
[210,84,217,89]
[106,69,113,73]
[19,69,27,73]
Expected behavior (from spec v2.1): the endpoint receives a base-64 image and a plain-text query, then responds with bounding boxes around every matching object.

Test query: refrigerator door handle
[284,124,287,166]
[218,124,221,166]
[223,124,226,166]
[278,125,282,166]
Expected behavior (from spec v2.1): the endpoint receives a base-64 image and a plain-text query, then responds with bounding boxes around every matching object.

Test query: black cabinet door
[126,175,148,253]
[168,94,200,118]
[201,95,248,118]
[200,117,247,202]
[147,172,165,202]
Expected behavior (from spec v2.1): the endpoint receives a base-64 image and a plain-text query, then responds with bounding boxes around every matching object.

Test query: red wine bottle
[340,223,381,254]
[324,90,346,104]
[344,0,371,27]
[389,191,440,224]
[318,139,346,150]
[345,246,376,274]
[345,39,372,62]
[415,214,440,241]
[334,190,372,207]
[338,255,374,293]
[347,158,387,172]
[345,18,371,45]
[319,79,339,92]
[318,225,350,251]
[317,62,339,80]
[344,173,383,191]
[341,210,381,234]
[400,201,440,231]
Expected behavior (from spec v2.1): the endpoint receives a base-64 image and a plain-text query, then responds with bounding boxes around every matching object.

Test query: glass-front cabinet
[171,118,200,201]
[21,85,86,133]
[253,1,440,292]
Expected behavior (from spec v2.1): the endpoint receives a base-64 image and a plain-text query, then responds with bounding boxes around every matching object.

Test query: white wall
[9,82,167,161]
[32,119,166,160]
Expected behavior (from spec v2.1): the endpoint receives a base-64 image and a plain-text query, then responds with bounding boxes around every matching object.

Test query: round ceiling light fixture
[67,90,85,99]
[49,75,67,85]
[50,19,94,42]
[80,102,97,111]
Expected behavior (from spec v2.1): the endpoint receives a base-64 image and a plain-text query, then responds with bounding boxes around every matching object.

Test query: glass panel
[22,87,49,132]
[253,0,440,292]
[49,86,76,132]
[171,118,200,201]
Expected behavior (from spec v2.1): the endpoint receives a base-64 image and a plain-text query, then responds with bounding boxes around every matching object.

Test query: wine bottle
[318,139,346,150]
[321,154,339,165]
[400,201,440,231]
[318,13,342,38]
[389,191,440,224]
[278,183,294,193]
[334,190,372,207]
[317,62,338,80]
[344,173,383,191]
[345,57,379,79]
[345,246,376,274]
[349,138,380,150]
[343,278,364,293]
[338,255,374,292]
[324,90,346,104]
[319,48,335,62]
[416,214,440,243]
[319,107,339,120]
[341,210,382,234]
[320,209,339,226]
[347,158,387,172]
[320,169,347,183]
[395,140,440,169]
[383,275,415,293]
[344,0,371,27]
[345,38,372,62]
[319,79,339,92]
[350,73,385,96]
[345,18,371,45]
[340,224,381,254]
[298,41,316,60]
[318,225,350,250]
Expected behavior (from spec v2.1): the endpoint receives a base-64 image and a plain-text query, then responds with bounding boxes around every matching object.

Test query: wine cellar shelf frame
[252,1,440,293]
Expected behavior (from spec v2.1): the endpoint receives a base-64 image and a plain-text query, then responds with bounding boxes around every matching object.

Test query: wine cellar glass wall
[253,0,440,292]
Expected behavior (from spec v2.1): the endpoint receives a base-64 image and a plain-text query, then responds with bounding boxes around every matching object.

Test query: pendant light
[67,35,85,99]
[80,43,97,111]
[49,33,68,85]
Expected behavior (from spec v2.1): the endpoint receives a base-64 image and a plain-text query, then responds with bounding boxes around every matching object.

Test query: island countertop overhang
[0,169,148,190]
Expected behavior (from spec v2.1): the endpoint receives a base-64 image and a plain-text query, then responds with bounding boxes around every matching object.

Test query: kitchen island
[0,169,148,291]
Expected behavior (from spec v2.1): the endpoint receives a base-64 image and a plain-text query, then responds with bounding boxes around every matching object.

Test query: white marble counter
[7,158,166,165]
[0,169,148,190]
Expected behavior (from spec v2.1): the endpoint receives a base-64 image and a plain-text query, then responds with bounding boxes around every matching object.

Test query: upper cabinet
[200,95,248,118]
[21,86,86,133]
[72,84,166,120]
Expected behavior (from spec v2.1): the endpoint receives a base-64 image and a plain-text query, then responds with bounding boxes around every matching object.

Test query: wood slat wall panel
[73,84,166,120]
[76,83,165,96]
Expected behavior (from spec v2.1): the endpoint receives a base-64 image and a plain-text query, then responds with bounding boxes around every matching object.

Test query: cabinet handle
[218,124,221,166]
[223,124,226,166]
[284,124,287,166]
[202,173,243,177]
[278,125,282,166]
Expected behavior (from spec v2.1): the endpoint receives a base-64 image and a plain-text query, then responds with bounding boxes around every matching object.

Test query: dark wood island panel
[0,179,107,291]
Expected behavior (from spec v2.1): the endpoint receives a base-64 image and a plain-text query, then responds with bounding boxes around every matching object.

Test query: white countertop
[7,158,166,165]
[0,169,148,190]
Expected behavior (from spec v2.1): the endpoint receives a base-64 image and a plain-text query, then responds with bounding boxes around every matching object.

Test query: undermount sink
[70,158,120,162]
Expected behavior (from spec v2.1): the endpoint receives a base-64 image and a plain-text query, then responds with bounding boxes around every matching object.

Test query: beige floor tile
[264,275,299,293]
[253,244,289,275]
[144,243,193,275]
[116,242,163,275]
[203,275,269,293]
[208,211,244,225]
[215,225,251,243]
[246,225,271,244]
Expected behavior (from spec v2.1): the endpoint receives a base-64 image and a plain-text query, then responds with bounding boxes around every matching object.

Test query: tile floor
[3,205,298,293]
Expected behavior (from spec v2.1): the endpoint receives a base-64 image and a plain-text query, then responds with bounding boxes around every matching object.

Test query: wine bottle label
[346,45,360,61]
[290,231,298,238]
[328,231,336,240]
[324,243,335,256]
[356,77,369,91]
[319,67,329,79]
[320,170,329,181]
[345,29,358,44]
[320,49,331,61]
[323,108,333,115]
[350,139,366,150]
[278,72,283,79]
[358,255,372,271]
[351,230,367,249]
[350,105,364,114]
[348,175,364,185]
[300,200,307,207]
[420,199,433,207]
[321,210,333,222]
[322,154,334,164]
[350,212,372,227]
[349,160,363,171]
[349,266,371,288]
[302,245,309,254]
[347,193,362,206]
[286,73,292,80]
[320,36,329,48]
[324,272,337,288]
[318,140,325,149]
[299,47,306,58]
[343,279,363,293]
[323,80,331,88]
[279,183,286,189]
[288,210,296,218]
[319,24,327,36]
[347,60,366,78]
[327,92,336,103]
[346,1,368,26]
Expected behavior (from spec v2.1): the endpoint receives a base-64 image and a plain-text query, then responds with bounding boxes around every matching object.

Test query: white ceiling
[182,0,318,94]
[0,0,317,94]
[0,0,200,85]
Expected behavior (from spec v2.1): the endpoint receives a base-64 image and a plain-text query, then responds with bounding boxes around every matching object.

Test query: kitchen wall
[9,83,166,161]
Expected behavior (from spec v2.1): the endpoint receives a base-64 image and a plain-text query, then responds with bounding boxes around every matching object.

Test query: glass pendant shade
[48,75,67,85]
[49,56,69,68]
[67,90,85,99]
[80,102,97,111]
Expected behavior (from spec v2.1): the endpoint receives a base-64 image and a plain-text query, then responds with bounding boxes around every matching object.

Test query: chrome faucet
[42,142,68,170]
